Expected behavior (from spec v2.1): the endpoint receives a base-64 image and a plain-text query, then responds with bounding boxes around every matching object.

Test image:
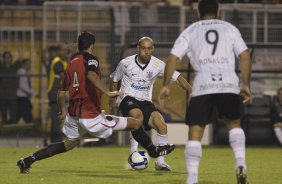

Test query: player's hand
[240,85,252,104]
[58,110,67,124]
[158,86,170,108]
[108,91,124,98]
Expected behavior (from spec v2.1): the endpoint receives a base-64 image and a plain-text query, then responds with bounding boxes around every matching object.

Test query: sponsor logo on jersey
[88,59,98,67]
[130,83,150,91]
[199,82,235,91]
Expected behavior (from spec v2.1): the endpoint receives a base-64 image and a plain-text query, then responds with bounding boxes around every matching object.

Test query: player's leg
[185,95,213,184]
[119,96,175,158]
[127,108,159,157]
[128,109,175,158]
[17,138,80,174]
[148,111,171,171]
[274,122,282,144]
[17,114,81,174]
[218,93,248,184]
[129,132,139,154]
[185,125,205,184]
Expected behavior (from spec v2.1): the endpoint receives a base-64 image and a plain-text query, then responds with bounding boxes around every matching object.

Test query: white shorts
[62,113,127,140]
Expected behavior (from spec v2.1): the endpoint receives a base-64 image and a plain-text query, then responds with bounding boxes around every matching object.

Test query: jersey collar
[135,55,150,71]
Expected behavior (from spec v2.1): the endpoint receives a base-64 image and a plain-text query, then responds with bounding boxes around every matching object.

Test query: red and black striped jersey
[62,52,102,118]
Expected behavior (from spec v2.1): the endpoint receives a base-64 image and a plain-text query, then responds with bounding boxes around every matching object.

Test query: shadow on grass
[52,169,186,179]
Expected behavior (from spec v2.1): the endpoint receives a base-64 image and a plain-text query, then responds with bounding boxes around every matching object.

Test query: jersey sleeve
[112,60,125,82]
[170,35,189,60]
[231,26,248,57]
[83,52,99,72]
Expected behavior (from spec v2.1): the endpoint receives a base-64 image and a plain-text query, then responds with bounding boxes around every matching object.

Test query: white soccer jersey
[171,19,248,97]
[112,54,180,104]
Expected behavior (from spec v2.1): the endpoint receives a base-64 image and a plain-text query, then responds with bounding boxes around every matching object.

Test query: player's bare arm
[57,90,69,124]
[163,54,178,86]
[239,50,252,104]
[87,71,123,98]
[158,54,178,106]
[176,75,192,94]
[176,75,192,102]
[109,78,119,107]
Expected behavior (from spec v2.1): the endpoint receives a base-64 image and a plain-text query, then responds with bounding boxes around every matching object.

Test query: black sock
[131,127,156,156]
[25,142,67,165]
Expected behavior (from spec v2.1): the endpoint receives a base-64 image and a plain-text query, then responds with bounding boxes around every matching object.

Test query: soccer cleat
[147,144,175,158]
[236,166,248,184]
[17,158,31,174]
[156,144,175,156]
[155,161,171,171]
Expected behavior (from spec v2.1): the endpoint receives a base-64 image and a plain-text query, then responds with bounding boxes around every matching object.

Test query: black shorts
[119,96,159,130]
[186,93,241,126]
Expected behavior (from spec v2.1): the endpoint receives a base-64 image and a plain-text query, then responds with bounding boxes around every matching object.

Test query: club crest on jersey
[147,71,153,79]
[88,59,98,67]
[211,74,222,81]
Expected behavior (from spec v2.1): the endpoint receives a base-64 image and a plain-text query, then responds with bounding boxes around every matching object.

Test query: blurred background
[0,0,282,147]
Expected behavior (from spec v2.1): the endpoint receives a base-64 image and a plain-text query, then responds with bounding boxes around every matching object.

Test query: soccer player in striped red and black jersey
[16,31,175,174]
[62,49,103,119]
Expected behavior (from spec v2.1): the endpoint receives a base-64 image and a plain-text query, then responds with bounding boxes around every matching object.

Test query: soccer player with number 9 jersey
[159,0,252,184]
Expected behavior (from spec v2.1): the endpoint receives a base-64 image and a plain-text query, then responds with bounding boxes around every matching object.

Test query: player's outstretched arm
[57,90,69,124]
[158,54,178,107]
[176,75,192,94]
[239,50,252,104]
[163,54,178,86]
[87,71,123,98]
[109,77,120,114]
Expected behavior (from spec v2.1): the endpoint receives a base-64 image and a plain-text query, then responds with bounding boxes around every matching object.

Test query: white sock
[129,132,138,154]
[229,128,247,170]
[156,133,168,165]
[274,127,282,144]
[185,141,202,184]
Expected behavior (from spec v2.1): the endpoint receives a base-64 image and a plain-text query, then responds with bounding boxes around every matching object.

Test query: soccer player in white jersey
[159,0,252,183]
[110,37,192,171]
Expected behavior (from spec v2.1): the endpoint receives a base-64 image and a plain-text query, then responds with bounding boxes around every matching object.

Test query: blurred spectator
[16,58,38,123]
[47,43,69,143]
[41,45,58,76]
[261,0,281,4]
[138,0,170,42]
[0,51,21,124]
[271,87,282,145]
[0,0,44,5]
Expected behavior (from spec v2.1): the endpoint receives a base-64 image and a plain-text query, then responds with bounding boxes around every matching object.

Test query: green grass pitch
[0,146,281,184]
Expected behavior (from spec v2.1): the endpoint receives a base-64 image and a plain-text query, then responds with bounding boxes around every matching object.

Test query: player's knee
[222,117,241,129]
[64,138,80,151]
[128,117,142,130]
[129,110,144,123]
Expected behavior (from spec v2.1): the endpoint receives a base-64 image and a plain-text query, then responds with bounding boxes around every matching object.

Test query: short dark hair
[198,0,219,18]
[77,31,96,52]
